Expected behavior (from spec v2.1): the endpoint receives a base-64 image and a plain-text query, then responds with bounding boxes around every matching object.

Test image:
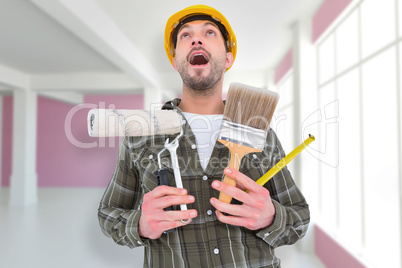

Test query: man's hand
[210,168,275,230]
[139,186,197,239]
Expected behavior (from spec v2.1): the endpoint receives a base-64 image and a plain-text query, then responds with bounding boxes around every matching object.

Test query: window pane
[318,82,338,230]
[336,9,359,74]
[318,34,335,84]
[361,48,400,268]
[274,105,294,154]
[337,69,362,251]
[361,0,396,59]
[399,0,402,36]
[319,83,339,169]
[277,73,293,108]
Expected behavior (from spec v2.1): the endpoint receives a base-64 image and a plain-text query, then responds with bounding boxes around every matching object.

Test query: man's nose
[192,40,203,46]
[191,33,203,46]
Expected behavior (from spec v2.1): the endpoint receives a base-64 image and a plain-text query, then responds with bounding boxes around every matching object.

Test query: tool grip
[158,169,170,188]
[154,169,174,212]
[217,139,261,204]
[154,168,175,233]
[219,154,240,203]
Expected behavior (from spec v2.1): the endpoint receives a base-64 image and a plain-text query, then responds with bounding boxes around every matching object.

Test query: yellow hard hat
[164,5,237,71]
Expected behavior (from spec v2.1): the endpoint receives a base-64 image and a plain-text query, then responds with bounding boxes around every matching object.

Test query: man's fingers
[223,168,260,193]
[157,195,195,209]
[145,185,187,201]
[163,209,198,222]
[210,197,251,217]
[236,181,247,191]
[212,180,250,204]
[160,216,195,233]
[214,210,249,227]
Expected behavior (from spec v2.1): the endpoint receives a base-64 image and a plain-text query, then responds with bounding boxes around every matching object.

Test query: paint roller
[88,108,187,224]
[87,109,183,137]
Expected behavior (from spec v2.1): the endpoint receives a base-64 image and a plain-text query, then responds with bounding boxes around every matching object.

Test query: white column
[266,70,277,92]
[0,95,2,197]
[143,87,163,111]
[292,18,319,253]
[9,89,38,206]
[292,18,317,184]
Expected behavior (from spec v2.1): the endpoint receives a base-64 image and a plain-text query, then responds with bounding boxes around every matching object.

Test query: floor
[0,188,325,268]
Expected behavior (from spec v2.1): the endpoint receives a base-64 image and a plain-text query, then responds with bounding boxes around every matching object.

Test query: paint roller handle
[154,168,176,233]
[154,169,174,211]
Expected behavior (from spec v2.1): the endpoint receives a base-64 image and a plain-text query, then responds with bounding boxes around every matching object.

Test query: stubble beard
[177,49,226,97]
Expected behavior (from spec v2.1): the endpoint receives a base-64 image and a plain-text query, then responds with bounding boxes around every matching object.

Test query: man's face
[173,20,233,91]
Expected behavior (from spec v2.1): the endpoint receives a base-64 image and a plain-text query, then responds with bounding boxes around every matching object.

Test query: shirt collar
[161,98,181,110]
[161,98,226,111]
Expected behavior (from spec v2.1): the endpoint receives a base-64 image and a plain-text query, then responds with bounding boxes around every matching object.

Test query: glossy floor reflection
[0,188,324,268]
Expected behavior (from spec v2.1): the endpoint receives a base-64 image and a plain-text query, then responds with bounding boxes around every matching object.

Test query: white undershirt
[182,112,223,171]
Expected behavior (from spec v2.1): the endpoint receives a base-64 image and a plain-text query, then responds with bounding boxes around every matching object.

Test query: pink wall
[274,0,353,83]
[274,49,293,84]
[312,0,353,42]
[2,94,143,187]
[315,225,365,268]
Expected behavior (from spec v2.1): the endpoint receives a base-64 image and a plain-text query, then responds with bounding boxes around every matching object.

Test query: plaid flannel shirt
[98,99,310,268]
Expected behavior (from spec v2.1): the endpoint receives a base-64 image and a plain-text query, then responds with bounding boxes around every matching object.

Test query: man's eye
[181,33,190,39]
[206,30,215,36]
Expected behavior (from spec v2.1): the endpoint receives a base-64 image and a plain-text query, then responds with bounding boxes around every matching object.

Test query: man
[98,5,310,268]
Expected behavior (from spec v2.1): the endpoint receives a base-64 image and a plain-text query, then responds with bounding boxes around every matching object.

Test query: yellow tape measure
[255,134,315,187]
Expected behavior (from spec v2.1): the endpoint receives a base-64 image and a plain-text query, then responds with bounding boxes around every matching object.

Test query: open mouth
[189,53,209,66]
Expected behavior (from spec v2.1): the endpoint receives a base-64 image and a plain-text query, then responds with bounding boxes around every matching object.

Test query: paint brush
[218,82,279,203]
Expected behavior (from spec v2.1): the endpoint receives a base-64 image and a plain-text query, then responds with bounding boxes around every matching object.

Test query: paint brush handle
[255,134,315,187]
[219,151,242,203]
[218,139,261,203]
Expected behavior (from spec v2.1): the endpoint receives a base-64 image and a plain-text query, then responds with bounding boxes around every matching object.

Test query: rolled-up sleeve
[97,137,149,248]
[255,130,310,248]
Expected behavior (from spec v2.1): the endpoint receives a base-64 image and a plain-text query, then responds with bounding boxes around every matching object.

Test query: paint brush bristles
[224,82,279,131]
[218,82,279,204]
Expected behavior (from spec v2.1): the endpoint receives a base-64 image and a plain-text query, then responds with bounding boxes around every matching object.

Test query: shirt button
[148,155,153,160]
[253,154,257,159]
[213,248,219,255]
[202,175,208,181]
[207,210,213,216]
[191,144,197,149]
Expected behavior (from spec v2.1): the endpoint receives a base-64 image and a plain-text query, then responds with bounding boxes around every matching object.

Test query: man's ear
[172,58,178,71]
[225,52,234,69]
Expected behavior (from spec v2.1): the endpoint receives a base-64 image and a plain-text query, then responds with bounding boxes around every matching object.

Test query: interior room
[1,0,401,267]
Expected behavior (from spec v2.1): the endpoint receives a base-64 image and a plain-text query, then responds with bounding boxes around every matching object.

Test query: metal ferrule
[218,121,267,150]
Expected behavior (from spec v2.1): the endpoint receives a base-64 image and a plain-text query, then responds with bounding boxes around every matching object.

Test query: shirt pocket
[240,149,274,182]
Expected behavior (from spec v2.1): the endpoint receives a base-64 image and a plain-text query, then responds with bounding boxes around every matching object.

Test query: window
[275,71,295,156]
[315,0,401,267]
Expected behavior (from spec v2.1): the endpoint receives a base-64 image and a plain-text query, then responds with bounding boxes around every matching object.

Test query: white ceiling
[0,0,324,100]
[0,0,118,74]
